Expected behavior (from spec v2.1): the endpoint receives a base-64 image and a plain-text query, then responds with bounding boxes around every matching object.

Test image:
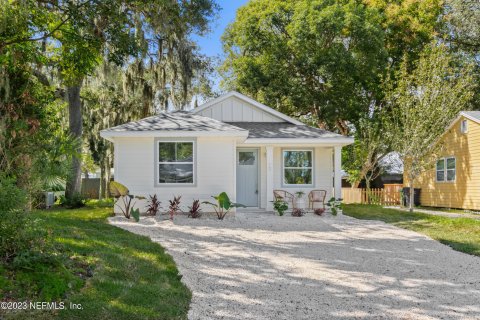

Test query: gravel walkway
[109,212,480,320]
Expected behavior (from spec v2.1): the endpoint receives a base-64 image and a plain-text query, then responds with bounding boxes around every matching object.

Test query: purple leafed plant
[188,199,202,218]
[314,208,325,216]
[168,195,182,220]
[291,208,305,217]
[146,194,161,216]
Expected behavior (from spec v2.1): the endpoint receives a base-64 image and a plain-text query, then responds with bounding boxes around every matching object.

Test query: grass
[1,204,190,320]
[343,204,480,257]
[417,206,480,215]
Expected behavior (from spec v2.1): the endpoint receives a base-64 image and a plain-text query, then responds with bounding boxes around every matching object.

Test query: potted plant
[291,208,305,217]
[295,191,306,209]
[271,199,288,216]
[326,197,343,216]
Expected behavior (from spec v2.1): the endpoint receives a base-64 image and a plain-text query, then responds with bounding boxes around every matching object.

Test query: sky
[191,0,249,90]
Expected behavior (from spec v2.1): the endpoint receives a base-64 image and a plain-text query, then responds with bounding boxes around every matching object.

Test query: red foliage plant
[168,195,182,220]
[188,199,202,218]
[146,194,161,216]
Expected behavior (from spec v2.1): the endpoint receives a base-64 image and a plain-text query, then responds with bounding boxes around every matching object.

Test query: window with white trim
[460,120,468,133]
[158,141,194,184]
[283,150,313,185]
[436,157,456,182]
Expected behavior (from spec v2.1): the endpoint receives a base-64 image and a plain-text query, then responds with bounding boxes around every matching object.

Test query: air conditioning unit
[45,192,55,208]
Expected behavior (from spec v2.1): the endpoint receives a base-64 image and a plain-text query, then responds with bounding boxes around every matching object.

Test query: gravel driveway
[109,212,480,320]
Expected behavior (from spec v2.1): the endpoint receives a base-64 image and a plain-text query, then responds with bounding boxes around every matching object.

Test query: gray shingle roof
[226,122,345,139]
[463,111,480,122]
[103,111,247,133]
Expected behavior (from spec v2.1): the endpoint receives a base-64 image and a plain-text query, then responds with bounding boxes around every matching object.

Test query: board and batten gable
[196,96,284,122]
[192,92,305,124]
[113,136,237,213]
[407,115,480,210]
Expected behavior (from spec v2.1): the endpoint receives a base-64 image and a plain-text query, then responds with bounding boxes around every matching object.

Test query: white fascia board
[100,130,249,140]
[192,91,304,125]
[241,137,354,146]
[442,112,480,135]
[461,112,480,125]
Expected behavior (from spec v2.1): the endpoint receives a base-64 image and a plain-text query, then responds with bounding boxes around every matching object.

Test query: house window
[158,141,194,184]
[460,120,468,133]
[436,157,456,182]
[446,157,456,181]
[283,150,313,185]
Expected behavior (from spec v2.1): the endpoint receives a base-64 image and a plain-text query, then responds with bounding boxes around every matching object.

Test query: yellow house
[408,111,480,210]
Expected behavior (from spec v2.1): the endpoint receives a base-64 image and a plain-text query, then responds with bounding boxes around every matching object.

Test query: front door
[236,149,259,207]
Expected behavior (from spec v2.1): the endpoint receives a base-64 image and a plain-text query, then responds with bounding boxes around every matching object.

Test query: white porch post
[266,146,274,211]
[334,146,342,199]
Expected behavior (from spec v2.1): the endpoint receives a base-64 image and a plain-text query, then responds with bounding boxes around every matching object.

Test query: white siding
[114,136,236,213]
[114,137,334,213]
[259,146,334,209]
[197,96,284,122]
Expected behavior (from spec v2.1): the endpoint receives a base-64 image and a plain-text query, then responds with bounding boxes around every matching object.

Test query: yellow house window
[436,157,456,182]
[460,120,468,133]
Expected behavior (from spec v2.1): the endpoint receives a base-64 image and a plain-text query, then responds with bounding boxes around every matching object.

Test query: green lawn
[418,206,480,215]
[1,204,190,320]
[343,204,480,257]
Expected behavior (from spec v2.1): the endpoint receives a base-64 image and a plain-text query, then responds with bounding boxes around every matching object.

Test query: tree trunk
[409,177,414,212]
[365,179,371,204]
[65,81,83,200]
[99,161,106,200]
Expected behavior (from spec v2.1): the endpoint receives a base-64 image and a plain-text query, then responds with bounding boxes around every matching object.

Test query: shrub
[168,196,182,220]
[291,208,305,217]
[188,199,202,218]
[0,176,27,211]
[146,194,161,216]
[314,208,325,216]
[0,210,48,263]
[59,192,86,208]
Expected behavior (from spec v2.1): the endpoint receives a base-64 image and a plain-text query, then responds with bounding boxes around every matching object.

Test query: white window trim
[154,138,197,187]
[281,148,315,187]
[460,120,468,134]
[436,156,456,183]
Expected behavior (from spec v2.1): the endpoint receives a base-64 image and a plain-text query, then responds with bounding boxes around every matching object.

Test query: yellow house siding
[405,116,480,210]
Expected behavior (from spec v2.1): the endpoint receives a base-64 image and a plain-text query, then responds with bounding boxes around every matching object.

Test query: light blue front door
[236,149,259,207]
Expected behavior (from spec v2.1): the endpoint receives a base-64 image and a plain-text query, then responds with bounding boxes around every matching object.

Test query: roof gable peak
[192,91,304,125]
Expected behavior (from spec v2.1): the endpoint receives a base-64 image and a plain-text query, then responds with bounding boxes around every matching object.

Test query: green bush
[0,210,45,263]
[0,176,27,211]
[59,192,86,208]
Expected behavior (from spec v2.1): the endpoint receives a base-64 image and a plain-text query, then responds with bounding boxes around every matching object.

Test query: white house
[100,91,353,213]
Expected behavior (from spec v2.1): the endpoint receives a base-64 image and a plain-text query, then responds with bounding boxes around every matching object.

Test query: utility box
[45,192,55,208]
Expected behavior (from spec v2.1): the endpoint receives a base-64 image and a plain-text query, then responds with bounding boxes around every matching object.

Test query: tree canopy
[221,0,444,134]
[1,0,218,202]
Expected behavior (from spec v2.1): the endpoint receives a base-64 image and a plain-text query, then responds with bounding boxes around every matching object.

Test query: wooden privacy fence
[342,184,403,205]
